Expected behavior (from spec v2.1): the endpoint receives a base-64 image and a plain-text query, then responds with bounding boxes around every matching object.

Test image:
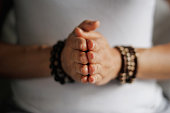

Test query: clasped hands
[61,20,121,86]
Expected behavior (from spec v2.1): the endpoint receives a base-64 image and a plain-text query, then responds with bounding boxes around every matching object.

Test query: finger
[88,64,102,75]
[74,27,101,38]
[81,75,88,83]
[87,39,101,51]
[88,74,103,84]
[87,51,100,64]
[70,36,87,51]
[72,50,88,64]
[75,63,88,75]
[78,20,100,32]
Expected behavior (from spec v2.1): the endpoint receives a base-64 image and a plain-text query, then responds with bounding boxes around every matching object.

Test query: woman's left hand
[75,25,121,85]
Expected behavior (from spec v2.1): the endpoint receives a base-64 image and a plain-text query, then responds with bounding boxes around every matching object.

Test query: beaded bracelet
[115,46,138,84]
[50,40,74,84]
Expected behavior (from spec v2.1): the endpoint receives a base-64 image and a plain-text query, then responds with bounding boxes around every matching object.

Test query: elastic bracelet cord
[50,40,74,84]
[115,46,138,84]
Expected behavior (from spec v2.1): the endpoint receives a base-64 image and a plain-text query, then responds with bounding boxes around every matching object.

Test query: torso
[12,0,167,113]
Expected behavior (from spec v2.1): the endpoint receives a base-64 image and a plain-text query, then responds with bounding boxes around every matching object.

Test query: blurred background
[0,0,170,106]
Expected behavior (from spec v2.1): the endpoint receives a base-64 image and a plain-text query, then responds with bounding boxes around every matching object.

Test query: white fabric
[12,0,168,113]
[153,0,170,102]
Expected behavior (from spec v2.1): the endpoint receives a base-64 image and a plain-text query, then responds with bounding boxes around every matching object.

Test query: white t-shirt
[12,0,168,113]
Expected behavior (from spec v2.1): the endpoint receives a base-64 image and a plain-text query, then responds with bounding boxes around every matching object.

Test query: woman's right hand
[61,20,100,83]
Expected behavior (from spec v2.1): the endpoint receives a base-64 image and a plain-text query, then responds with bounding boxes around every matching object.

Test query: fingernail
[89,76,95,84]
[75,27,83,37]
[81,76,87,83]
[89,52,94,59]
[87,40,95,50]
[80,44,84,50]
[81,43,87,51]
[81,65,88,75]
[95,20,100,26]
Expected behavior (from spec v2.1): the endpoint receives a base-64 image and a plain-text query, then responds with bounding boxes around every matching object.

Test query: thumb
[74,27,101,39]
[78,20,100,32]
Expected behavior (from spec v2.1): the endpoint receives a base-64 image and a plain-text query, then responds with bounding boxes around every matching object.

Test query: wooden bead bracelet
[115,46,138,84]
[50,40,74,84]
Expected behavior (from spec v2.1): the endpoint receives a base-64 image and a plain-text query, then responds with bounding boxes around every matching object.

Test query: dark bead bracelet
[50,40,74,84]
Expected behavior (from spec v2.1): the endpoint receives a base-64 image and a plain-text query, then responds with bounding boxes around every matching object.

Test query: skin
[74,26,121,85]
[1,1,170,85]
[0,20,99,81]
[0,42,51,78]
[168,0,170,4]
[1,20,170,86]
[61,20,100,82]
[73,20,170,85]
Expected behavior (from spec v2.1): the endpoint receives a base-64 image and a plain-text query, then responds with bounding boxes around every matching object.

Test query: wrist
[135,48,147,79]
[111,47,122,79]
[114,46,138,84]
[50,41,74,84]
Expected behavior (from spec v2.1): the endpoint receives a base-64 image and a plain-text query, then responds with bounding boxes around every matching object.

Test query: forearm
[167,0,170,4]
[136,43,170,79]
[0,42,51,78]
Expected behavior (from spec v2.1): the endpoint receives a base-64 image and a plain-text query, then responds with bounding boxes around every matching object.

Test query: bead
[54,61,58,65]
[120,73,126,77]
[54,76,60,81]
[131,62,135,66]
[50,57,55,62]
[131,66,135,71]
[127,62,131,66]
[131,55,135,60]
[60,79,65,84]
[127,56,131,61]
[114,46,137,84]
[126,53,130,57]
[121,51,126,55]
[120,80,126,84]
[50,40,74,85]
[129,78,134,83]
[129,71,133,76]
[51,50,56,55]
[128,66,131,70]
[120,46,124,51]
[125,48,129,52]
[50,64,54,69]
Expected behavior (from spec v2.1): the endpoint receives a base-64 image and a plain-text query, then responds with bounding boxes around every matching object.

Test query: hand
[61,20,100,82]
[75,22,121,85]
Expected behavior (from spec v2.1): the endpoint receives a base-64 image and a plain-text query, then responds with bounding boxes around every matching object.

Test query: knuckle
[89,64,95,75]
[83,20,89,24]
[88,51,95,63]
[88,40,96,51]
[79,38,86,50]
